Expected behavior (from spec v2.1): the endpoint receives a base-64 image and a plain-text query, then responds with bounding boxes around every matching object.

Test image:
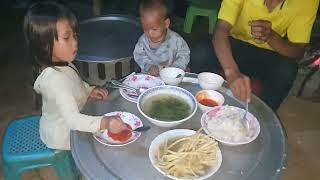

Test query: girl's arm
[46,74,102,132]
[83,81,95,95]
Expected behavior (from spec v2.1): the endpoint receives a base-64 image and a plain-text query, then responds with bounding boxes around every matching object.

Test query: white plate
[93,111,143,146]
[119,74,165,103]
[201,106,260,146]
[149,129,222,180]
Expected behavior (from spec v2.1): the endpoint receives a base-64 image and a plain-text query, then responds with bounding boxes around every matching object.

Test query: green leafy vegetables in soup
[143,94,191,121]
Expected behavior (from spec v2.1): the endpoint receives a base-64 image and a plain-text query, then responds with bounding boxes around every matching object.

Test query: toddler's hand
[89,87,108,100]
[148,65,160,76]
[101,116,127,134]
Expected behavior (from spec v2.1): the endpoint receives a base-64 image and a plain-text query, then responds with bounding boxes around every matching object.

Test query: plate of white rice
[201,105,260,146]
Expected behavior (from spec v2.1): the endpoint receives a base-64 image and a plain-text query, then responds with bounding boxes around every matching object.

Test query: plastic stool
[2,115,78,180]
[184,0,219,34]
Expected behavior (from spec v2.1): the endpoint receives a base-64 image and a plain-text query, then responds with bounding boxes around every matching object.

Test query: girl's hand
[100,116,127,134]
[89,87,108,100]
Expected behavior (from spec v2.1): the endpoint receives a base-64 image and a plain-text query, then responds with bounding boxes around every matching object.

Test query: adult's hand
[225,69,252,102]
[249,20,274,44]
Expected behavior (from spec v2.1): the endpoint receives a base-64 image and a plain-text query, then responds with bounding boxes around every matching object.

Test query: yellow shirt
[218,0,319,50]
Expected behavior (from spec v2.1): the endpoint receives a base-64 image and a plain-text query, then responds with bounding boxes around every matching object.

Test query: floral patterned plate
[93,111,143,146]
[119,74,165,103]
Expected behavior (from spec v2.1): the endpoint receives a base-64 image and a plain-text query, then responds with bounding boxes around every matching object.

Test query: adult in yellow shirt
[194,0,319,111]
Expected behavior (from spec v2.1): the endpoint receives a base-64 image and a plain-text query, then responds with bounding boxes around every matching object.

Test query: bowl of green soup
[137,85,197,127]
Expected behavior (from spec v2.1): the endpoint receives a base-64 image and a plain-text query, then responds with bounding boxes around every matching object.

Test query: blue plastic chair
[2,115,78,180]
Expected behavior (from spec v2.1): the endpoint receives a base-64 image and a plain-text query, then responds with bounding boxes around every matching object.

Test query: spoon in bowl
[241,101,250,132]
[175,74,183,78]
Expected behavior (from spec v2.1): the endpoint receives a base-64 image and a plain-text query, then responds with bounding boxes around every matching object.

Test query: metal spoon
[241,101,250,131]
[132,126,151,132]
[110,80,147,95]
[100,125,150,133]
[111,80,137,91]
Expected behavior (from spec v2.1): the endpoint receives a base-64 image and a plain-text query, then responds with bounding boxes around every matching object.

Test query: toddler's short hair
[139,0,171,19]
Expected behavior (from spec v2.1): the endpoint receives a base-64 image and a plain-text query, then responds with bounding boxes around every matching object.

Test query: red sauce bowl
[107,124,132,142]
[196,90,225,112]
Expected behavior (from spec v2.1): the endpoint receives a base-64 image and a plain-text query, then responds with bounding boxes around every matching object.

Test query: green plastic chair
[184,0,220,34]
[2,115,79,180]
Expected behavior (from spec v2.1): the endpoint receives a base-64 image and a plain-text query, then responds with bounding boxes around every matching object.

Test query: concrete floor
[0,1,319,180]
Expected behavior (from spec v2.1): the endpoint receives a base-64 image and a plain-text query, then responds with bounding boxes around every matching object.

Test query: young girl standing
[24,1,127,150]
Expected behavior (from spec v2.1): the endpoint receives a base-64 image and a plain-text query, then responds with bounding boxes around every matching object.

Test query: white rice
[206,106,250,142]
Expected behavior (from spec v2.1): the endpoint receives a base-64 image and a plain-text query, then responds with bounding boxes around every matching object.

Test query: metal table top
[76,15,143,63]
[71,73,288,180]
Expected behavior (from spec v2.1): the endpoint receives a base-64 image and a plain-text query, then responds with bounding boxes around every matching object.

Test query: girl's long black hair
[23,1,78,110]
[24,0,78,78]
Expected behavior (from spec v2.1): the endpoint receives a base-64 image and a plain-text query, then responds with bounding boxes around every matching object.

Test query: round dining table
[70,72,288,180]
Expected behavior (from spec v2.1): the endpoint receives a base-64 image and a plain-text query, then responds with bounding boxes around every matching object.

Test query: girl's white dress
[34,63,103,150]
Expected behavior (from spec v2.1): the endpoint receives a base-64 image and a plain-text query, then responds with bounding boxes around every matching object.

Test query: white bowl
[198,72,224,90]
[137,85,197,128]
[201,106,260,146]
[159,67,185,85]
[196,90,225,112]
[149,129,222,180]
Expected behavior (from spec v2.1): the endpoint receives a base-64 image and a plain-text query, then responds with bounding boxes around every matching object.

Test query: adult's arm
[250,20,307,59]
[268,32,307,59]
[252,0,319,59]
[213,20,239,74]
[213,20,251,102]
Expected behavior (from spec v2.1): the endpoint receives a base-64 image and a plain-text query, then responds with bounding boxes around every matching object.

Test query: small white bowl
[196,90,225,112]
[198,72,224,90]
[149,129,222,180]
[159,67,185,86]
[137,85,197,128]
